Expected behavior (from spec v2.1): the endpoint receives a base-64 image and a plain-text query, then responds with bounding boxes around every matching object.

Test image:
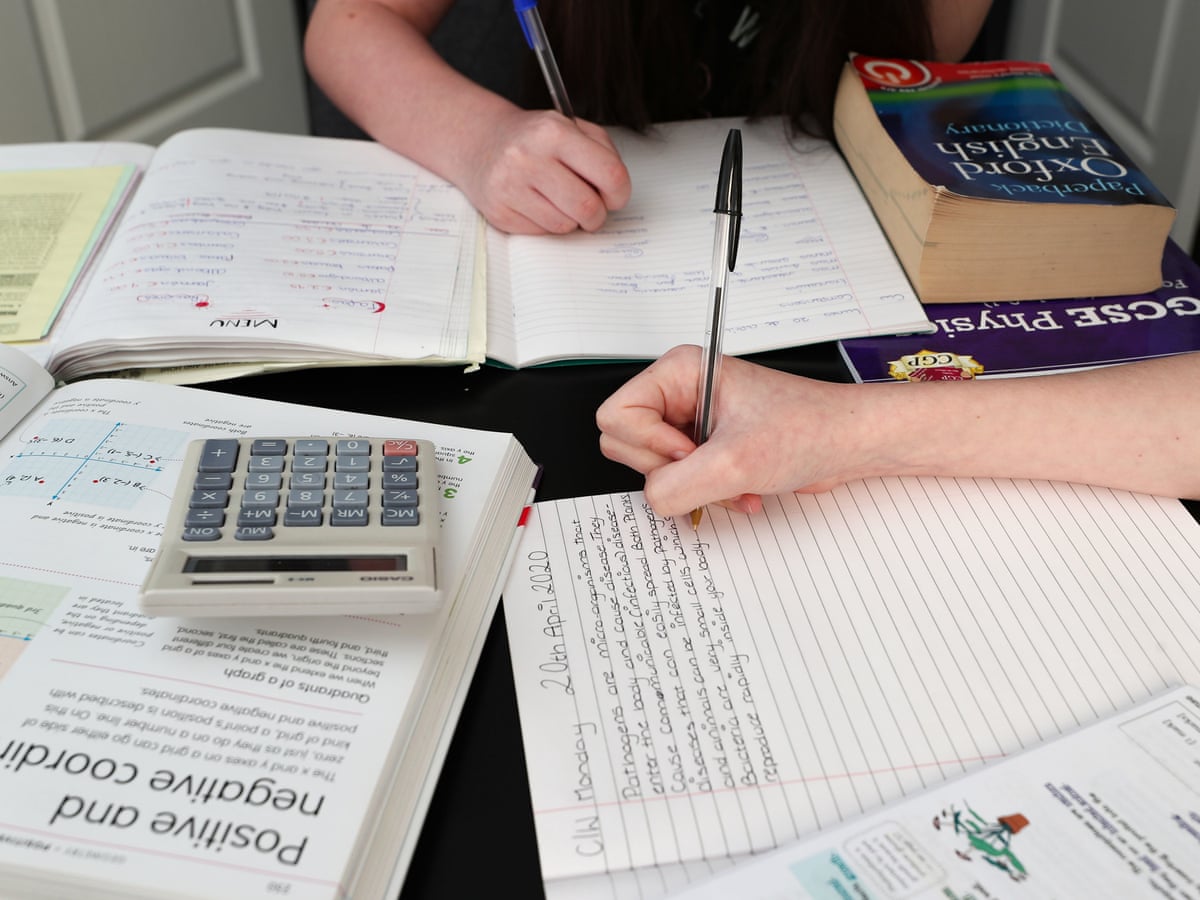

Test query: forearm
[857,354,1200,499]
[304,0,517,186]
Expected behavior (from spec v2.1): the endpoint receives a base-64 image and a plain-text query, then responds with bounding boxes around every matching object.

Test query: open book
[4,118,930,384]
[0,343,538,899]
[502,480,1200,898]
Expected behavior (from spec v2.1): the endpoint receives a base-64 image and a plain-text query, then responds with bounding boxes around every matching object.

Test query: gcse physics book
[502,479,1200,899]
[838,238,1200,382]
[833,53,1176,304]
[0,342,538,899]
[669,684,1200,899]
[3,117,931,384]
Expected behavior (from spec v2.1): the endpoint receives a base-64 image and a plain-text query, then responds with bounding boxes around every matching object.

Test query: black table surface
[207,342,1198,899]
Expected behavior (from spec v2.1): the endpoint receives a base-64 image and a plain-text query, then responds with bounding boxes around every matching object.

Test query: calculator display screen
[184,556,408,573]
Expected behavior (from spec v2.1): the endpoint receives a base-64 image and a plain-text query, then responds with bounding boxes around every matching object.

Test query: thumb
[642,441,750,518]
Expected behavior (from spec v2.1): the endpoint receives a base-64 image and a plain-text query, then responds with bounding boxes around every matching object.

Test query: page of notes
[47,129,481,379]
[487,116,931,368]
[503,481,1200,899]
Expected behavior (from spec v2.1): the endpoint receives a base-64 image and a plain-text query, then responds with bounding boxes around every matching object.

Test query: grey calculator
[139,436,440,617]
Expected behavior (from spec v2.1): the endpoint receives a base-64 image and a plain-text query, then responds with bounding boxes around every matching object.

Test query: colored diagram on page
[0,576,70,680]
[1,418,187,508]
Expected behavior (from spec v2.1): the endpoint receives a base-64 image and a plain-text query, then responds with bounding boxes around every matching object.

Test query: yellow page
[0,164,134,342]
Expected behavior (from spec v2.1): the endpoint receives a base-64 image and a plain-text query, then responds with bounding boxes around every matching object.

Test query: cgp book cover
[838,240,1200,382]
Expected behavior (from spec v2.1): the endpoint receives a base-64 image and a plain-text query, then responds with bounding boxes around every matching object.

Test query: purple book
[839,239,1200,382]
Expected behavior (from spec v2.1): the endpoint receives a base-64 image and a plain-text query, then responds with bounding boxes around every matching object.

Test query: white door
[1006,0,1200,254]
[0,0,310,145]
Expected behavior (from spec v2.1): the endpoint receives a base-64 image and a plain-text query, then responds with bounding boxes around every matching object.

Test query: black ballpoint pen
[691,128,743,529]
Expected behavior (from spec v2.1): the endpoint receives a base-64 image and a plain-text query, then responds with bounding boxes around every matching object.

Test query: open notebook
[4,119,929,383]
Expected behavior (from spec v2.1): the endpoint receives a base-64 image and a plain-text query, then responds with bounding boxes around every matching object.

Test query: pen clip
[715,129,743,271]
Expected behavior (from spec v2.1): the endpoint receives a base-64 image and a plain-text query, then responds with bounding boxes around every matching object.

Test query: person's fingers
[597,347,703,427]
[597,432,677,478]
[480,201,555,235]
[561,122,632,215]
[484,113,628,232]
[714,493,764,516]
[597,397,695,461]
[528,163,610,232]
[641,438,753,516]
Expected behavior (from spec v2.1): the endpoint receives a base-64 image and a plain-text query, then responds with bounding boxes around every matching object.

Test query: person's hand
[596,345,880,517]
[460,108,632,234]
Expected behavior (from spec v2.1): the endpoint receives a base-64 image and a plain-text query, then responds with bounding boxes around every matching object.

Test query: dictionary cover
[833,54,1176,302]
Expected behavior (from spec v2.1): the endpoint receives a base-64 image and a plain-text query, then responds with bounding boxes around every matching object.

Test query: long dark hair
[539,0,935,138]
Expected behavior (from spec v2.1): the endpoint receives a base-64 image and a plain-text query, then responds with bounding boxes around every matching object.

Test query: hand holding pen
[471,0,630,234]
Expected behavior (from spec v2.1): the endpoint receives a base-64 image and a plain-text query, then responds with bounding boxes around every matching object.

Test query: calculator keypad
[181,437,425,542]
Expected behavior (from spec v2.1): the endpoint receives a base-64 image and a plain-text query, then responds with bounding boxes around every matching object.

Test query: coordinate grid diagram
[1,419,188,509]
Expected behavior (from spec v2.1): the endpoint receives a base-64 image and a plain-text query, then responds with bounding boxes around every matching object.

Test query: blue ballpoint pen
[691,128,743,529]
[513,0,575,118]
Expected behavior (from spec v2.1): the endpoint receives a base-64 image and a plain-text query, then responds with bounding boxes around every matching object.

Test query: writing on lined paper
[505,479,1200,889]
[492,117,929,365]
[60,129,476,362]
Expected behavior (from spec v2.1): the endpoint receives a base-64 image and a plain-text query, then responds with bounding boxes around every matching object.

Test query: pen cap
[714,128,743,271]
[513,0,538,47]
[714,129,742,215]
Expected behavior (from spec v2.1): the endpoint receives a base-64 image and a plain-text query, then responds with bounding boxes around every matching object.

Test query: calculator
[139,436,441,617]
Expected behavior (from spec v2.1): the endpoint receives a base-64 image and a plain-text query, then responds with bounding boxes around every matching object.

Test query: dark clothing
[688,2,763,118]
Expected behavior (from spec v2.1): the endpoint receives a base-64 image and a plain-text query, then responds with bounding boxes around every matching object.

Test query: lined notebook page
[52,128,478,375]
[502,480,1200,899]
[486,116,930,368]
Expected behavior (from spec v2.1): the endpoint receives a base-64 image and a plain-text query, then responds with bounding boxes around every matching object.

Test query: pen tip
[690,508,703,530]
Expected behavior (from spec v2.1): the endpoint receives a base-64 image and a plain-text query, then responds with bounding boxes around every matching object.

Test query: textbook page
[503,481,1200,899]
[46,128,482,381]
[0,370,528,898]
[670,685,1200,899]
[486,116,931,368]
